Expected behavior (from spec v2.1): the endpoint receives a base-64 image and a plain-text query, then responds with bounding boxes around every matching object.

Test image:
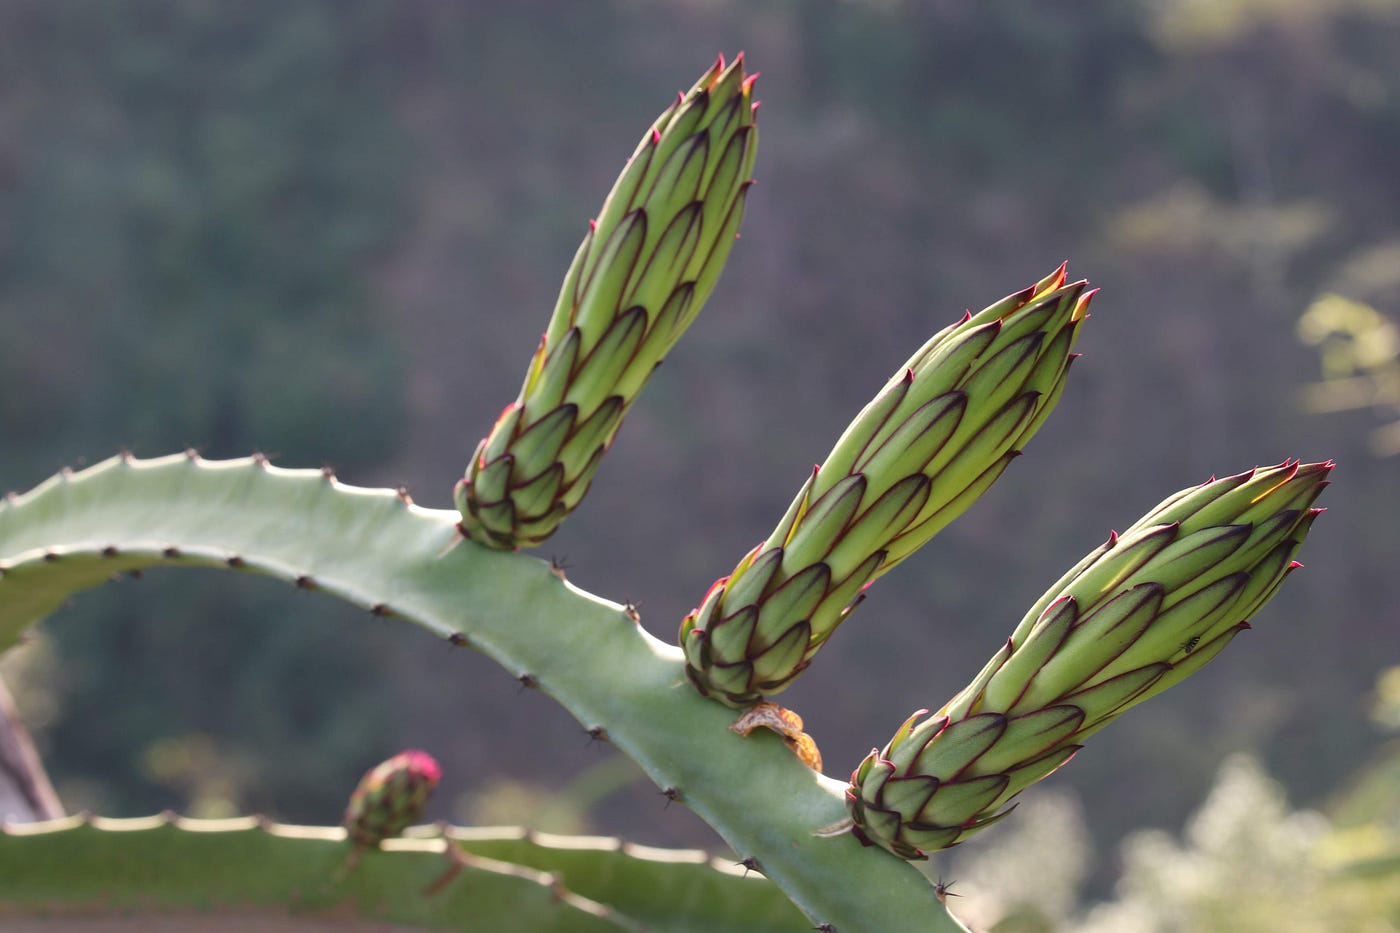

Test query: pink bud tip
[1288,560,1305,570]
[1107,530,1119,545]
[400,750,443,784]
[1239,621,1253,630]
[714,53,726,72]
[742,73,760,93]
[903,368,914,384]
[650,128,661,144]
[588,219,597,232]
[751,100,762,114]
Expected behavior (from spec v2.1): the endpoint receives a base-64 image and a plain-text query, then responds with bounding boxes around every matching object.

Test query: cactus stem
[422,842,470,895]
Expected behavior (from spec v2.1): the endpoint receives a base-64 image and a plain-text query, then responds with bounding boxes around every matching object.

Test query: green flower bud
[682,267,1094,706]
[846,460,1331,859]
[457,54,759,549]
[344,750,443,849]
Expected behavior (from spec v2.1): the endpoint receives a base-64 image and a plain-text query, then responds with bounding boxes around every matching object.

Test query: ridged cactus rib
[455,54,759,550]
[431,826,813,931]
[845,460,1331,860]
[0,454,960,933]
[680,267,1094,707]
[0,814,638,932]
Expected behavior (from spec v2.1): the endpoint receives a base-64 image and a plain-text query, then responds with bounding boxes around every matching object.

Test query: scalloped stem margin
[0,454,961,932]
[0,814,632,931]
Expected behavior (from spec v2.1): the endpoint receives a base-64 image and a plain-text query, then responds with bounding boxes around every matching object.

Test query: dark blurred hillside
[2,0,1397,886]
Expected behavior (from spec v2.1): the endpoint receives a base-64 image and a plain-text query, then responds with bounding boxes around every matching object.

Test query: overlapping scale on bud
[344,749,443,849]
[846,460,1332,859]
[680,267,1094,706]
[456,55,759,549]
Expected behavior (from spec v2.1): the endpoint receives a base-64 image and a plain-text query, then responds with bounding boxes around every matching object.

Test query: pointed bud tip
[650,128,661,144]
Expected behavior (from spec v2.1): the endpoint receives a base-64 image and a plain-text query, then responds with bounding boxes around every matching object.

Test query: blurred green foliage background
[2,0,1398,925]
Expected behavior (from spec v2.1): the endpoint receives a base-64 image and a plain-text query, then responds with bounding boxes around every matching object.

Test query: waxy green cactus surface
[0,452,962,932]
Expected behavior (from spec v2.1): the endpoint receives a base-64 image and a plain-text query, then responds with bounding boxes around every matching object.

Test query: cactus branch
[0,453,959,932]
